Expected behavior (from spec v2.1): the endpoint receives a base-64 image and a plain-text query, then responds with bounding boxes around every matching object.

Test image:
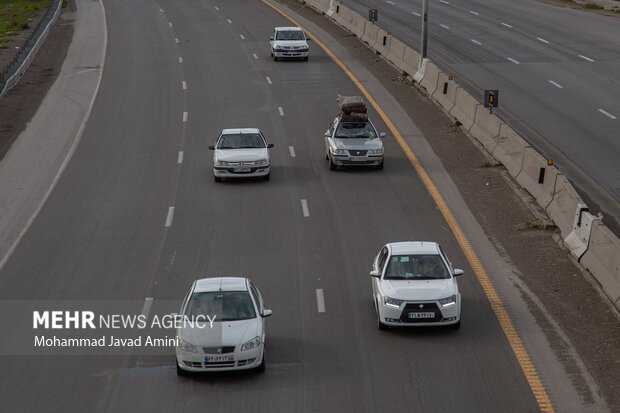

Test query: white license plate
[408,312,435,319]
[233,168,251,172]
[205,355,234,363]
[350,156,366,161]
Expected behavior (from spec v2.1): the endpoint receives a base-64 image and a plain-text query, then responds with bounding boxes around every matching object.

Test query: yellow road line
[261,1,555,411]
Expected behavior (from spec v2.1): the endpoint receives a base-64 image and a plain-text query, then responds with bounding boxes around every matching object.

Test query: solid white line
[165,207,175,227]
[141,297,154,318]
[579,54,594,62]
[266,76,272,84]
[289,146,296,158]
[214,6,219,10]
[278,106,284,116]
[411,11,420,16]
[316,289,325,313]
[240,34,245,40]
[178,151,184,164]
[537,37,549,44]
[178,57,183,63]
[253,53,258,59]
[470,10,479,15]
[387,1,395,5]
[183,111,188,122]
[159,8,163,13]
[301,199,309,217]
[440,0,449,3]
[548,80,563,89]
[440,24,450,30]
[168,22,173,27]
[501,22,512,28]
[598,109,617,119]
[175,38,179,44]
[182,81,187,90]
[507,57,520,64]
[470,39,482,45]
[227,19,232,24]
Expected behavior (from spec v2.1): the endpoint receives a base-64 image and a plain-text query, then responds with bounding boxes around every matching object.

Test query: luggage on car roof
[337,94,368,122]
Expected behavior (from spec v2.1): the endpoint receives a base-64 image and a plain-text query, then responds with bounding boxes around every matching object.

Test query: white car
[176,277,272,375]
[269,26,309,61]
[209,128,274,182]
[370,242,463,329]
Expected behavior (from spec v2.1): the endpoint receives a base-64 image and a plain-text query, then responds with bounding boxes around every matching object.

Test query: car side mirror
[379,132,386,138]
[270,36,274,41]
[208,145,215,150]
[370,270,380,277]
[306,37,311,41]
[262,309,273,317]
[453,269,464,276]
[267,143,274,148]
[324,131,331,137]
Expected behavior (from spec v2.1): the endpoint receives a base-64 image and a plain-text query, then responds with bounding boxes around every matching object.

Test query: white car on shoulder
[270,26,309,61]
[370,241,463,329]
[176,277,272,374]
[209,128,274,182]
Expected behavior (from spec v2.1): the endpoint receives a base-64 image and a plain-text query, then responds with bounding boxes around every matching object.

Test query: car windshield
[185,291,256,321]
[334,122,376,139]
[276,30,304,40]
[384,255,450,280]
[217,133,265,149]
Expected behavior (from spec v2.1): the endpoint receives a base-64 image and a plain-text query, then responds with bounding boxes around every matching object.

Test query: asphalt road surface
[0,0,601,411]
[346,0,620,230]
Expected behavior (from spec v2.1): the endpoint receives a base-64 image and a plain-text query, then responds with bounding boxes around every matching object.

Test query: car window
[378,247,389,273]
[185,291,256,321]
[384,255,449,280]
[249,283,263,313]
[217,133,266,149]
[276,30,304,41]
[334,122,377,139]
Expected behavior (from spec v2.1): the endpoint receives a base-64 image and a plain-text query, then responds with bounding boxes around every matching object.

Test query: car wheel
[273,54,278,62]
[450,319,461,330]
[375,299,388,330]
[303,56,308,61]
[263,173,270,181]
[376,159,384,170]
[214,176,222,182]
[255,352,266,372]
[329,156,337,171]
[176,361,189,376]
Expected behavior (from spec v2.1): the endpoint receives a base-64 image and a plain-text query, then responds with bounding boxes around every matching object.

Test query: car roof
[193,277,249,293]
[221,128,261,135]
[275,27,302,31]
[388,241,440,255]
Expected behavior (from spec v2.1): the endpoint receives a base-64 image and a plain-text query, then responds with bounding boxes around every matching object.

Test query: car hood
[379,278,457,301]
[333,138,383,151]
[273,40,308,47]
[178,318,260,348]
[215,148,268,162]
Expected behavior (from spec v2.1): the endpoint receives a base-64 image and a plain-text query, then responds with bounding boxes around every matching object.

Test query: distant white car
[269,26,309,61]
[176,277,272,374]
[209,128,274,182]
[370,242,463,329]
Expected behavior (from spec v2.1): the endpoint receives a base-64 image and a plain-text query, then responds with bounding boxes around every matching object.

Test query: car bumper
[378,299,461,327]
[176,344,264,372]
[273,51,309,58]
[213,165,270,178]
[331,154,383,166]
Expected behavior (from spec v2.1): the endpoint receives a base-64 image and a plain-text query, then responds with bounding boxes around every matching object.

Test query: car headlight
[274,47,285,52]
[178,338,197,353]
[330,147,347,155]
[383,296,403,308]
[368,148,384,155]
[299,47,309,52]
[438,295,457,307]
[214,159,229,167]
[241,336,260,351]
[256,158,269,166]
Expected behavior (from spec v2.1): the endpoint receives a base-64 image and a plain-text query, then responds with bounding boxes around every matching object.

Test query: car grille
[400,302,442,323]
[183,360,236,369]
[203,346,236,354]
[348,150,368,156]
[226,161,258,166]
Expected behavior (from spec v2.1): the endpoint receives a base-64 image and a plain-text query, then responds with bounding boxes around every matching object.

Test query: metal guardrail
[0,0,63,96]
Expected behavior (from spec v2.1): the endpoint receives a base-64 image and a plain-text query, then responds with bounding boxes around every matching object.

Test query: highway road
[0,0,607,411]
[346,0,620,230]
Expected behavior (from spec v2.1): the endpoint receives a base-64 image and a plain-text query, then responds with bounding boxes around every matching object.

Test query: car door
[324,118,338,154]
[248,281,266,339]
[372,246,390,299]
[270,29,277,51]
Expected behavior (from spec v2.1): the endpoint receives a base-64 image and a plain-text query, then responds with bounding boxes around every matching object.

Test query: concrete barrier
[580,220,620,307]
[546,175,583,238]
[361,20,379,49]
[492,124,529,178]
[515,147,559,208]
[419,61,440,96]
[432,73,457,112]
[565,208,596,259]
[311,0,331,13]
[450,88,480,132]
[326,0,336,16]
[401,47,420,78]
[469,106,502,153]
[384,37,406,68]
[332,6,365,38]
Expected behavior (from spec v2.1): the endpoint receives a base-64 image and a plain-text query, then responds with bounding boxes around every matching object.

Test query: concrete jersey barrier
[450,87,480,132]
[580,220,620,307]
[492,124,528,178]
[515,147,559,209]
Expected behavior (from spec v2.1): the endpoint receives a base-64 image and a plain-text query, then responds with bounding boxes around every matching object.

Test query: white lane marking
[168,22,173,27]
[183,111,188,122]
[175,38,179,44]
[579,54,594,62]
[278,106,284,116]
[141,297,154,318]
[253,53,258,59]
[240,34,245,40]
[165,207,175,227]
[548,80,563,89]
[159,8,163,13]
[301,199,309,217]
[440,24,450,30]
[411,11,420,16]
[182,81,187,90]
[316,289,325,313]
[537,37,549,44]
[501,22,512,28]
[387,0,395,5]
[178,57,183,63]
[227,19,232,24]
[214,6,220,10]
[440,0,449,3]
[598,109,617,119]
[178,151,184,164]
[470,10,479,15]
[470,39,482,45]
[507,57,520,64]
[266,76,272,84]
[289,146,296,158]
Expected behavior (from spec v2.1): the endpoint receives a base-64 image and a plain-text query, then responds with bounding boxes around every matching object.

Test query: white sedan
[371,241,463,329]
[209,128,274,182]
[269,26,309,61]
[176,277,272,374]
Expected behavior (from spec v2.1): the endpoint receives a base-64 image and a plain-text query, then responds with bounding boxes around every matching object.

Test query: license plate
[205,355,234,363]
[350,156,366,161]
[233,168,251,173]
[408,312,435,319]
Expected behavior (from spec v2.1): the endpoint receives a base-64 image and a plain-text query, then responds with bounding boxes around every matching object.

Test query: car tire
[303,56,308,61]
[375,299,388,330]
[450,319,461,330]
[376,159,384,170]
[214,176,222,182]
[273,54,278,62]
[263,173,270,181]
[176,362,189,377]
[325,151,329,160]
[255,352,266,372]
[329,156,337,171]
